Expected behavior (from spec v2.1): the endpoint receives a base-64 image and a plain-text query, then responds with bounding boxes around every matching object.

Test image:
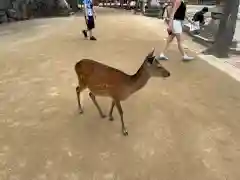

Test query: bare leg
[89,30,96,40]
[175,34,185,56]
[115,100,128,136]
[176,34,194,60]
[82,17,89,38]
[108,100,115,121]
[156,34,175,60]
[161,7,165,18]
[162,34,175,55]
[89,92,106,118]
[89,29,93,37]
[76,85,86,114]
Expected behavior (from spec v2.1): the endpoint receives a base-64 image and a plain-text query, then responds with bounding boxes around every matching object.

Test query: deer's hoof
[109,116,114,121]
[122,129,128,136]
[101,114,106,118]
[79,109,84,114]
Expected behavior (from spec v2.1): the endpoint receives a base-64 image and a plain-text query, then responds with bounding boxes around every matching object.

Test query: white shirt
[84,0,93,16]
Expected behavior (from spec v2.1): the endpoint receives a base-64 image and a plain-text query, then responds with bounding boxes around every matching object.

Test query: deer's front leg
[76,86,85,114]
[89,92,106,118]
[115,100,128,136]
[108,100,115,121]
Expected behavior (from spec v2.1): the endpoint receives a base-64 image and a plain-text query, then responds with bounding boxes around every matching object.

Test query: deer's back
[75,59,132,99]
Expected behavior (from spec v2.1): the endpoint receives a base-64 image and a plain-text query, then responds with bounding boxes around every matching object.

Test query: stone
[0,0,73,22]
[0,11,8,23]
[6,9,18,21]
[144,5,161,18]
[184,5,238,49]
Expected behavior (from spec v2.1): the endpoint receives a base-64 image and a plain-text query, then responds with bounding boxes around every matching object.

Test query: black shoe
[90,36,97,40]
[82,30,87,38]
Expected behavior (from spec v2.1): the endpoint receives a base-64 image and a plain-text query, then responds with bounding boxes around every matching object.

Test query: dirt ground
[0,8,240,180]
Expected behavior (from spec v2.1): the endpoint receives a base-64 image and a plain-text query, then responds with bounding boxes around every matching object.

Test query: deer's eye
[147,58,153,64]
[147,56,156,64]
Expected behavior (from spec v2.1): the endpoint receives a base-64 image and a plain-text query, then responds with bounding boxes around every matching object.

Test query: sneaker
[90,36,97,41]
[82,30,87,38]
[155,53,168,61]
[183,55,194,61]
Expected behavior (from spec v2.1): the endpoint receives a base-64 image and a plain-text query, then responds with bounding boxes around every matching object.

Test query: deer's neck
[130,64,150,94]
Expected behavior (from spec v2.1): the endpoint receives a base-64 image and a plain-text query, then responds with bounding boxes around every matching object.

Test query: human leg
[82,16,88,38]
[87,16,96,40]
[172,20,193,61]
[156,34,175,60]
[175,34,194,61]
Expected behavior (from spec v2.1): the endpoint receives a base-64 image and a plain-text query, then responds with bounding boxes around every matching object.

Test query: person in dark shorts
[82,0,97,40]
[192,7,208,26]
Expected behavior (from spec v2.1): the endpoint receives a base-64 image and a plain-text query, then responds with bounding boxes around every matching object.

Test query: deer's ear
[147,48,155,57]
[147,56,155,64]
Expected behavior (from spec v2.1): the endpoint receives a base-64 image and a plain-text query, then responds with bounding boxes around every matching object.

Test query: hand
[167,28,172,35]
[167,21,173,35]
[168,18,173,28]
[167,23,172,32]
[190,20,195,25]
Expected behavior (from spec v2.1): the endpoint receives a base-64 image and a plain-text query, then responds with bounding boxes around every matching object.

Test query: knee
[177,40,182,45]
[176,36,182,44]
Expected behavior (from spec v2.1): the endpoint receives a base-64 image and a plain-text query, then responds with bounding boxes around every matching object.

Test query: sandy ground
[0,8,240,180]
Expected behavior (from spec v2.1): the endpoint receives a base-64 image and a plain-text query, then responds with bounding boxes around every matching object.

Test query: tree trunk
[204,0,239,58]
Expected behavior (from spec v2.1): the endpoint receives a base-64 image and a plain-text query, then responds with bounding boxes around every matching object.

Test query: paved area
[1,7,240,180]
[186,5,240,78]
[187,5,240,50]
[186,5,240,70]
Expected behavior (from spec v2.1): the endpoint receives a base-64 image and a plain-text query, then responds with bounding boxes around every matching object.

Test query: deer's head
[143,48,171,78]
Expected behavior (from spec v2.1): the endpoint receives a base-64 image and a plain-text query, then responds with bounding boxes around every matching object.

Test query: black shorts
[85,16,95,30]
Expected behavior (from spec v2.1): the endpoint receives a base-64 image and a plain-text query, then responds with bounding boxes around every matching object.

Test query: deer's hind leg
[115,100,128,136]
[108,100,115,121]
[76,82,86,114]
[89,92,106,118]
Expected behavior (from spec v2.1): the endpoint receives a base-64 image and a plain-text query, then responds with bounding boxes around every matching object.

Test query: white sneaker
[156,53,169,60]
[183,55,194,61]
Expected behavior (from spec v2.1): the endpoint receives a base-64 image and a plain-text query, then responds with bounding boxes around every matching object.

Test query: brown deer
[75,49,170,136]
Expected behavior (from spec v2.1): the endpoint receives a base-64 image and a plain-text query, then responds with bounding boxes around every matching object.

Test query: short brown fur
[75,49,170,136]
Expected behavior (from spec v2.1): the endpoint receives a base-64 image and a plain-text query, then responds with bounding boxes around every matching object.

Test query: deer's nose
[165,71,171,77]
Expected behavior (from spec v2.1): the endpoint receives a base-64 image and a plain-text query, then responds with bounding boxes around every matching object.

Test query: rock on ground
[0,0,73,24]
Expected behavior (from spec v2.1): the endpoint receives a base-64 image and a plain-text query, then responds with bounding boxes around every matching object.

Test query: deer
[75,48,170,136]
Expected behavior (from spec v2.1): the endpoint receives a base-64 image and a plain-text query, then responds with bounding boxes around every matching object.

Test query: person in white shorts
[156,0,193,61]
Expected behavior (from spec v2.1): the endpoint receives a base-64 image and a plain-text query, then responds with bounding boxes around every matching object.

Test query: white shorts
[172,20,183,34]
